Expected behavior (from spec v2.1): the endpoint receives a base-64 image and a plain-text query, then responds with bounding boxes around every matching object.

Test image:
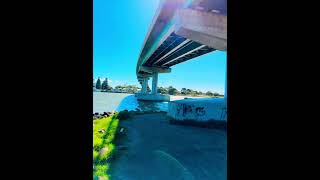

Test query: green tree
[101,78,109,90]
[186,89,192,95]
[193,91,198,95]
[213,92,220,96]
[158,87,168,94]
[181,88,187,95]
[196,91,203,95]
[206,91,214,96]
[96,78,101,89]
[168,86,178,95]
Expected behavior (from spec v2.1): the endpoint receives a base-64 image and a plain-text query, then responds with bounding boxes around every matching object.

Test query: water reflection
[136,99,168,112]
[116,95,168,112]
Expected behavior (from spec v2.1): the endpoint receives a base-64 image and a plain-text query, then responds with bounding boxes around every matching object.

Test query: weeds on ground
[93,115,119,179]
[93,164,110,179]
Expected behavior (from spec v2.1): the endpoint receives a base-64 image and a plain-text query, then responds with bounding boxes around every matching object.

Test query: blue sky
[94,0,226,94]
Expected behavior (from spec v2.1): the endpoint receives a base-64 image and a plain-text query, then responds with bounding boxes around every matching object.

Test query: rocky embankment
[93,111,116,120]
[93,109,168,120]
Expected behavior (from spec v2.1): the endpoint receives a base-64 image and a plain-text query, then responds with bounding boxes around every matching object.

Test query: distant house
[112,88,123,93]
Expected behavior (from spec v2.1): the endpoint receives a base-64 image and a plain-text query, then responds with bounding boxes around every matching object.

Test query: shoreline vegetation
[94,89,224,98]
[93,78,224,98]
[94,90,224,98]
[93,111,131,180]
[93,113,119,180]
[93,110,163,179]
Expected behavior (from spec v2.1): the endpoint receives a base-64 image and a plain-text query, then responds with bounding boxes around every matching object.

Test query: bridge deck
[136,0,227,85]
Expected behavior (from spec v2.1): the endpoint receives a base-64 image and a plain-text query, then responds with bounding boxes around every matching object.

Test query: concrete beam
[138,76,150,80]
[174,8,227,51]
[136,0,186,74]
[190,0,227,15]
[136,93,170,102]
[138,74,152,78]
[153,39,191,65]
[162,45,206,66]
[140,66,171,74]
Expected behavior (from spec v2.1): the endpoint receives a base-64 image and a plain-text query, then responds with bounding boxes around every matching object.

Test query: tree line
[158,86,221,97]
[94,78,112,91]
[94,78,222,97]
[94,78,139,93]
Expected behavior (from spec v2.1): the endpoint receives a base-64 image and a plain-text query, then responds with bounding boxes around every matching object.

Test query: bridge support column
[136,72,169,101]
[142,78,148,94]
[151,72,158,94]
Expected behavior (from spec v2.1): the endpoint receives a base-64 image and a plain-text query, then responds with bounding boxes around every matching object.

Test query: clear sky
[94,0,226,94]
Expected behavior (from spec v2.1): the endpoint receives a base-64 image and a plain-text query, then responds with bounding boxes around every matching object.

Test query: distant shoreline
[93,90,133,94]
[93,91,224,98]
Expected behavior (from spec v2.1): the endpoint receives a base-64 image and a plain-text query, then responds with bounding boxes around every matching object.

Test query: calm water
[93,92,195,113]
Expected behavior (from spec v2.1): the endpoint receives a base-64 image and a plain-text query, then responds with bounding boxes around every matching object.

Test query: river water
[93,92,199,113]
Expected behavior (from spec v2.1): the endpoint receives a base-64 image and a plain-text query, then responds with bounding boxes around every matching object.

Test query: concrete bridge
[136,0,227,101]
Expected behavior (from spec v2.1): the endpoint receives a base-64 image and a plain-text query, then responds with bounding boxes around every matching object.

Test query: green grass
[99,143,115,162]
[93,150,99,161]
[104,120,119,144]
[93,137,103,151]
[93,115,120,179]
[94,164,110,179]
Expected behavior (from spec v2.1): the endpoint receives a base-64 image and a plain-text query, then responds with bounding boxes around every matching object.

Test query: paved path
[109,112,227,180]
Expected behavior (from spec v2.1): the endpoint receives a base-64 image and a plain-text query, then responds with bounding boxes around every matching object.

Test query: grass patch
[93,164,110,179]
[93,137,103,151]
[105,120,119,144]
[99,143,115,162]
[93,115,119,179]
[93,150,99,161]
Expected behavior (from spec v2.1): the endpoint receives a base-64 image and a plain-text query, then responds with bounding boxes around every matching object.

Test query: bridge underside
[145,32,215,68]
[138,32,215,85]
[136,0,227,101]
